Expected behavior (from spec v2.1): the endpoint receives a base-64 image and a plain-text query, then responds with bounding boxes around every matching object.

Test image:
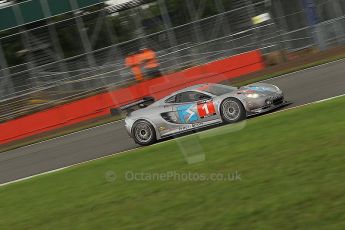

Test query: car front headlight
[246,93,260,99]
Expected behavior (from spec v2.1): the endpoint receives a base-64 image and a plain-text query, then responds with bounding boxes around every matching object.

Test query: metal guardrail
[0,0,345,122]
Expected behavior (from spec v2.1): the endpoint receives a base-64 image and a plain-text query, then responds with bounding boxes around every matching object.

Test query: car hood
[238,83,281,96]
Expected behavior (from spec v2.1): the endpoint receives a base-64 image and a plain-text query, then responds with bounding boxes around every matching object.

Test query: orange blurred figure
[140,48,159,69]
[125,48,161,81]
[125,54,144,81]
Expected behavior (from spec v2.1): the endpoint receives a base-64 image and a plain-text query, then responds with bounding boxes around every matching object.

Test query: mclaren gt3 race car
[122,83,288,145]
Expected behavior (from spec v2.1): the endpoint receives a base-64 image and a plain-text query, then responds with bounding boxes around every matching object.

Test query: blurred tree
[0,0,237,67]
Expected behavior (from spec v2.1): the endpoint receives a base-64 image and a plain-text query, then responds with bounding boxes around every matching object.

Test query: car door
[173,91,218,124]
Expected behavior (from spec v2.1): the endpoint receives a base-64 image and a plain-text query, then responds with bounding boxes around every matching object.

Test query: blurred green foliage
[0,0,234,66]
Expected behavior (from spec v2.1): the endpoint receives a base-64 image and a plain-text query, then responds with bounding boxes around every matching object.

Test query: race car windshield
[202,85,236,96]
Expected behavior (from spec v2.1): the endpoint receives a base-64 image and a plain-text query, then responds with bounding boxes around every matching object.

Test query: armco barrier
[0,50,265,144]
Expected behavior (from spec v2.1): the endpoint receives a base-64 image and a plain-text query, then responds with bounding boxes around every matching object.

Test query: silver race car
[122,83,288,145]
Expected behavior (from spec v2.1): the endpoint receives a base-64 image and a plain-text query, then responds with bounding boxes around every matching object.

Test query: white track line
[0,147,140,187]
[1,93,344,187]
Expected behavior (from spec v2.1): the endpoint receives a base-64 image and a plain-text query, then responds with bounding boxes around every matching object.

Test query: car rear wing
[110,97,155,116]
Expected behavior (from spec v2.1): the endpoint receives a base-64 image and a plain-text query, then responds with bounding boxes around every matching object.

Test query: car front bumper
[246,100,291,116]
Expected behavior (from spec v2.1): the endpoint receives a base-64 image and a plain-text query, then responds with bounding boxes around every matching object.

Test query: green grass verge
[1,96,344,229]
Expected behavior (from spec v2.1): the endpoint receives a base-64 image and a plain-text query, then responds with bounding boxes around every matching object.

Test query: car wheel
[220,98,246,123]
[132,120,156,146]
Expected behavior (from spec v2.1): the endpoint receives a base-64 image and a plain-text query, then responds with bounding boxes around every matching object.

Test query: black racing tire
[132,120,157,146]
[220,98,246,124]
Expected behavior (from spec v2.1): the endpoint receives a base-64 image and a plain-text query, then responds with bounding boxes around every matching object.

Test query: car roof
[173,83,215,94]
[156,83,216,105]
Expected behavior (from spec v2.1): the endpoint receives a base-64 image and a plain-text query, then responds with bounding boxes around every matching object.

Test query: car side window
[165,95,176,103]
[176,91,211,103]
[195,93,211,101]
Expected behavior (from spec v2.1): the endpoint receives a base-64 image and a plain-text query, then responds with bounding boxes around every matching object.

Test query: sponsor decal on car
[177,101,217,123]
[248,86,275,93]
[178,122,204,131]
[177,104,199,123]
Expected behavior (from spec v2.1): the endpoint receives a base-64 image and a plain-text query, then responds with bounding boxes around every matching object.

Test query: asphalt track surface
[1,60,345,184]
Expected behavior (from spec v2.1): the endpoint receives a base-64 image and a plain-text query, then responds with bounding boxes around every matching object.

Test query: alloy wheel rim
[222,100,240,121]
[135,123,152,143]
